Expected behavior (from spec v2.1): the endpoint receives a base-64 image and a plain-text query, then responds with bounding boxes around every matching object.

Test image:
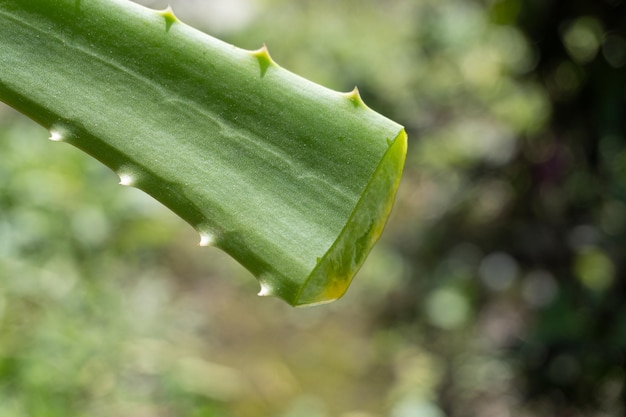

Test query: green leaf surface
[0,0,406,306]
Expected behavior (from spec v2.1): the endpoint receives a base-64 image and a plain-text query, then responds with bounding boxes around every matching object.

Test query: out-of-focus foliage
[1,0,625,416]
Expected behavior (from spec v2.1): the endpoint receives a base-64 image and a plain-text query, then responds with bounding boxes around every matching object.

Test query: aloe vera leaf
[0,0,406,306]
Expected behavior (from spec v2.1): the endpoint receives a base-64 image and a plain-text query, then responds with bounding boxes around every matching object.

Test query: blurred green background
[1,0,625,415]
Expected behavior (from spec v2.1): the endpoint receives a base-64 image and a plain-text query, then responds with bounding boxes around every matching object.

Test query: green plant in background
[0,0,406,306]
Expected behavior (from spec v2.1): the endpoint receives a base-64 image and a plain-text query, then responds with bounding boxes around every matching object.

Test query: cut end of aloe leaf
[276,129,407,307]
